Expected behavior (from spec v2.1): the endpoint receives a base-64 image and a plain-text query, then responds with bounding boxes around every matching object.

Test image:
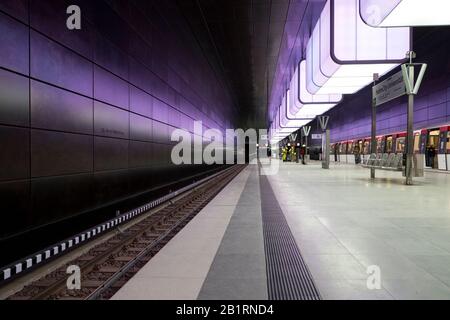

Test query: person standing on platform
[300,147,306,165]
[354,144,361,164]
[425,145,431,167]
[429,145,436,168]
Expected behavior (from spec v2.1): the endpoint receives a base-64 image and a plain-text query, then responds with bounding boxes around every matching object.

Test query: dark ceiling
[177,0,290,129]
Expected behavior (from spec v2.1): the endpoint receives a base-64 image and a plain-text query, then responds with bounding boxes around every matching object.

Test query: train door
[363,139,371,162]
[347,141,355,164]
[438,127,450,170]
[331,144,337,162]
[419,130,428,154]
[334,142,340,162]
[356,140,363,164]
[385,136,394,154]
[447,131,450,171]
[426,129,440,168]
[376,136,384,154]
[340,142,348,163]
[395,133,406,154]
[413,131,421,154]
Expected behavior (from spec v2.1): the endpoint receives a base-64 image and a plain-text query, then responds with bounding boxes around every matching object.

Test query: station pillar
[318,116,330,169]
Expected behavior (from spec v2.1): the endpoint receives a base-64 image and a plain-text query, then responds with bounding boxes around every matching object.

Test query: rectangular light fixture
[290,60,342,117]
[281,91,314,128]
[360,0,450,27]
[306,0,411,95]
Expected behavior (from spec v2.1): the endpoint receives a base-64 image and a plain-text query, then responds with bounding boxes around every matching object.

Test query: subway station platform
[113,162,450,300]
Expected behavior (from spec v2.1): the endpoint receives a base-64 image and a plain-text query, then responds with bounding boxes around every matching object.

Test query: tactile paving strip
[259,170,321,300]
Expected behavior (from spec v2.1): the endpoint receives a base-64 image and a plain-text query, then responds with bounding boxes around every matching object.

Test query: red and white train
[331,125,450,171]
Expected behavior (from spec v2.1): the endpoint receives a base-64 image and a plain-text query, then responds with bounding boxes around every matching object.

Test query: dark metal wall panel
[153,99,169,123]
[129,141,152,168]
[31,130,93,178]
[0,0,28,23]
[93,65,129,110]
[31,80,93,134]
[30,31,93,97]
[130,113,152,142]
[0,0,236,245]
[129,57,153,94]
[0,181,30,236]
[0,69,29,127]
[0,11,29,74]
[30,0,94,60]
[93,30,129,80]
[92,170,129,205]
[30,173,94,225]
[152,121,169,144]
[130,85,153,118]
[0,126,29,181]
[93,101,129,139]
[94,136,129,172]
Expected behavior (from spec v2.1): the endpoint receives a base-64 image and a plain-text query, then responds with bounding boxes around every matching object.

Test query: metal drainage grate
[259,171,321,300]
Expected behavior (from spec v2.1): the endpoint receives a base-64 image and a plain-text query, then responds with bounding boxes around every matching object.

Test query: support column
[371,74,379,179]
[322,129,330,169]
[405,65,415,185]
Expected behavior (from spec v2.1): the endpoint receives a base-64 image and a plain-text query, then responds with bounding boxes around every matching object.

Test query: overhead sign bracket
[401,63,428,95]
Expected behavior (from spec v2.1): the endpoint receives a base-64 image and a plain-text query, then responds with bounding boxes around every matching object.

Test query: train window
[348,142,354,154]
[447,132,450,151]
[396,137,406,153]
[414,133,420,152]
[376,137,384,153]
[364,141,370,154]
[428,130,440,146]
[386,136,393,153]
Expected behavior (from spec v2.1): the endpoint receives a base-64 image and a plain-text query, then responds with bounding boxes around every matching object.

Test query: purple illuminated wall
[324,28,450,143]
[269,2,450,146]
[0,0,236,242]
[268,0,326,123]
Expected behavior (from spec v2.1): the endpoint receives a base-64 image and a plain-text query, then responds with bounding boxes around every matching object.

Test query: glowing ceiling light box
[306,0,411,95]
[281,90,314,128]
[360,0,450,27]
[274,111,293,134]
[290,60,342,118]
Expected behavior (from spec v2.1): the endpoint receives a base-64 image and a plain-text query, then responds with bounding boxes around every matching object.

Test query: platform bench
[361,153,404,172]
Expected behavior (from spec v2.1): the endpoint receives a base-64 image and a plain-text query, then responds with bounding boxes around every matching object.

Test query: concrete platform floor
[113,162,450,300]
[269,161,450,299]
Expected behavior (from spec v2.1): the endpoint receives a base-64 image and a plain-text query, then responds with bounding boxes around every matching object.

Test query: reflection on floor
[113,161,450,300]
[268,161,450,299]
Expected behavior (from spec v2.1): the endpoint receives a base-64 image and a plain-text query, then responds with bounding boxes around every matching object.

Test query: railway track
[7,165,245,300]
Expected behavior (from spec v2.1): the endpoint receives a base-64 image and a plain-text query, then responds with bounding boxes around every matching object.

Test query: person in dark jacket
[429,146,436,168]
[300,147,306,165]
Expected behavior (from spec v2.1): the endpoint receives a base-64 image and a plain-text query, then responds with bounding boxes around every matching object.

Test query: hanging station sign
[372,70,406,106]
